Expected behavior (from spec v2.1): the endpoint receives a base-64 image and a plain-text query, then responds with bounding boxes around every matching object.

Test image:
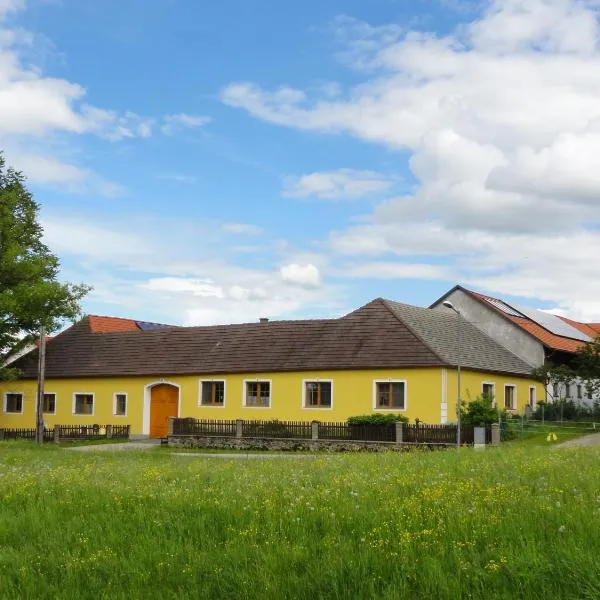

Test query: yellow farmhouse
[0,298,542,437]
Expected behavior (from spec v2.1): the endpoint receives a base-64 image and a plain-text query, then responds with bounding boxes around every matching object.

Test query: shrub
[461,396,502,427]
[347,414,409,425]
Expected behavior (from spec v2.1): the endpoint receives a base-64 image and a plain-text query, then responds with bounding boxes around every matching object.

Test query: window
[114,393,127,416]
[577,385,582,399]
[74,393,94,415]
[553,383,559,398]
[565,384,571,398]
[4,392,23,414]
[374,381,406,410]
[504,385,516,410]
[244,381,271,408]
[303,381,332,408]
[482,383,495,403]
[588,387,593,400]
[200,381,225,406]
[43,393,56,415]
[528,386,536,408]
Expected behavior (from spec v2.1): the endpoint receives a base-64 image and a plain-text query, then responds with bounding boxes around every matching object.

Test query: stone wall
[168,435,441,452]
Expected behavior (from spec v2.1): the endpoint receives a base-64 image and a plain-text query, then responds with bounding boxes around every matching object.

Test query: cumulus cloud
[282,169,394,199]
[221,223,263,235]
[222,0,600,318]
[161,113,211,135]
[280,264,322,288]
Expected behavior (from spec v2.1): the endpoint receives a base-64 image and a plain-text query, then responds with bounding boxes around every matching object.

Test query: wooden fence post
[167,417,175,436]
[0,429,4,441]
[311,421,319,441]
[236,419,243,439]
[106,425,113,439]
[53,425,60,444]
[395,422,403,444]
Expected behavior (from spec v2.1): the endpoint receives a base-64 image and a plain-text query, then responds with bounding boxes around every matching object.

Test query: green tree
[0,153,90,379]
[576,336,600,399]
[460,395,503,427]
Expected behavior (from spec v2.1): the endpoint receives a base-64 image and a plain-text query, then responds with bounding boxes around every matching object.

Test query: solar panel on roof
[136,322,171,331]
[508,302,591,343]
[484,298,525,318]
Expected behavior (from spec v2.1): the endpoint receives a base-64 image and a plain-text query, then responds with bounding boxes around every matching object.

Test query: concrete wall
[432,288,546,368]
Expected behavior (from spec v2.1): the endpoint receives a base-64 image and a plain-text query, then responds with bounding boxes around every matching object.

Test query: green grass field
[1,442,600,599]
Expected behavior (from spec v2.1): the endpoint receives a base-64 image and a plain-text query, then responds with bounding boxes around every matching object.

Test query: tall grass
[1,443,600,599]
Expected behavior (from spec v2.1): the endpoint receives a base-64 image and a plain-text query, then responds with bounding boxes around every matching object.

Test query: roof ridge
[379,299,449,366]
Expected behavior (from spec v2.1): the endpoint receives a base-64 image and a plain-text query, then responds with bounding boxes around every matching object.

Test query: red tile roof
[87,316,141,333]
[466,290,587,353]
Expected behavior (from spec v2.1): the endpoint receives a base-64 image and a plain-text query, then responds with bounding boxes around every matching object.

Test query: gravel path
[556,433,600,448]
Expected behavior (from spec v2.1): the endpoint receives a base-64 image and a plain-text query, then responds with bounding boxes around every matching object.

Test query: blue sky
[3,0,600,325]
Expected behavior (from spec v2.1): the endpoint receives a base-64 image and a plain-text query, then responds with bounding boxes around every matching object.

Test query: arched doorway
[149,383,179,438]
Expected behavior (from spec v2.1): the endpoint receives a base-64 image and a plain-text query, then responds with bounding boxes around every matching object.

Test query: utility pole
[35,325,46,445]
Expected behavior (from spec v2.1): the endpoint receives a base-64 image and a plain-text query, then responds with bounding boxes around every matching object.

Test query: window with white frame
[482,382,495,403]
[528,386,536,408]
[577,384,582,400]
[374,381,406,410]
[244,381,271,408]
[43,393,56,415]
[74,393,94,415]
[565,383,572,398]
[200,381,225,406]
[303,381,332,408]
[504,385,516,410]
[114,393,127,416]
[553,383,559,398]
[4,392,23,413]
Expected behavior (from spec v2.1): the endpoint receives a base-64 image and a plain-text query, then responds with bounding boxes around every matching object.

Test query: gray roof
[382,299,534,376]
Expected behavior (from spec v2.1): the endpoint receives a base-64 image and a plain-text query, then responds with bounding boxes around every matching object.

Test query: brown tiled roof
[11,299,534,380]
[13,300,449,379]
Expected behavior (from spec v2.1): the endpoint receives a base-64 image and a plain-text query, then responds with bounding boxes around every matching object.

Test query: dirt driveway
[557,433,600,448]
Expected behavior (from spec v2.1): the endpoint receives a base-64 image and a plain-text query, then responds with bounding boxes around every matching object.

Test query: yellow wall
[0,368,542,434]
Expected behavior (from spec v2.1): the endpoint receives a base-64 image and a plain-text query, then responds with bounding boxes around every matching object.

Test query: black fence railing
[0,424,131,442]
[171,418,489,445]
[173,418,237,437]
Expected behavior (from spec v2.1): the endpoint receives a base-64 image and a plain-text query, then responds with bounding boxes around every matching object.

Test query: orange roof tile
[466,290,586,353]
[87,315,140,333]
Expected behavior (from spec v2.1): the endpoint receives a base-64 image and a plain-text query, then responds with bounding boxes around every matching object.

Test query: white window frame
[302,379,334,410]
[242,379,272,409]
[503,384,517,411]
[43,392,57,415]
[72,392,95,416]
[481,381,496,407]
[372,379,408,412]
[198,379,227,408]
[113,392,128,417]
[3,391,24,414]
[528,385,537,408]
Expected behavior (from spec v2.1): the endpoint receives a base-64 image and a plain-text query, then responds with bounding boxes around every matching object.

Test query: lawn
[1,443,600,599]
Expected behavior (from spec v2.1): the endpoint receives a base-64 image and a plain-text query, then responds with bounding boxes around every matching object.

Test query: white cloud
[283,169,394,199]
[44,215,338,325]
[343,262,455,280]
[221,222,263,235]
[222,0,600,318]
[161,113,211,135]
[7,151,124,196]
[280,263,321,288]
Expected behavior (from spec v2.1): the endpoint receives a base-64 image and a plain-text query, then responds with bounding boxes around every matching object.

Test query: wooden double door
[150,384,178,438]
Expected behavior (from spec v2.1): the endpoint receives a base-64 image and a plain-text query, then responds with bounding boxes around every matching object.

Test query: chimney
[259,317,269,324]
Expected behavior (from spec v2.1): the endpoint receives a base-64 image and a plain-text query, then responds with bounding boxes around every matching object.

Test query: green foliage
[460,395,502,427]
[533,399,600,422]
[0,153,90,378]
[347,413,409,425]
